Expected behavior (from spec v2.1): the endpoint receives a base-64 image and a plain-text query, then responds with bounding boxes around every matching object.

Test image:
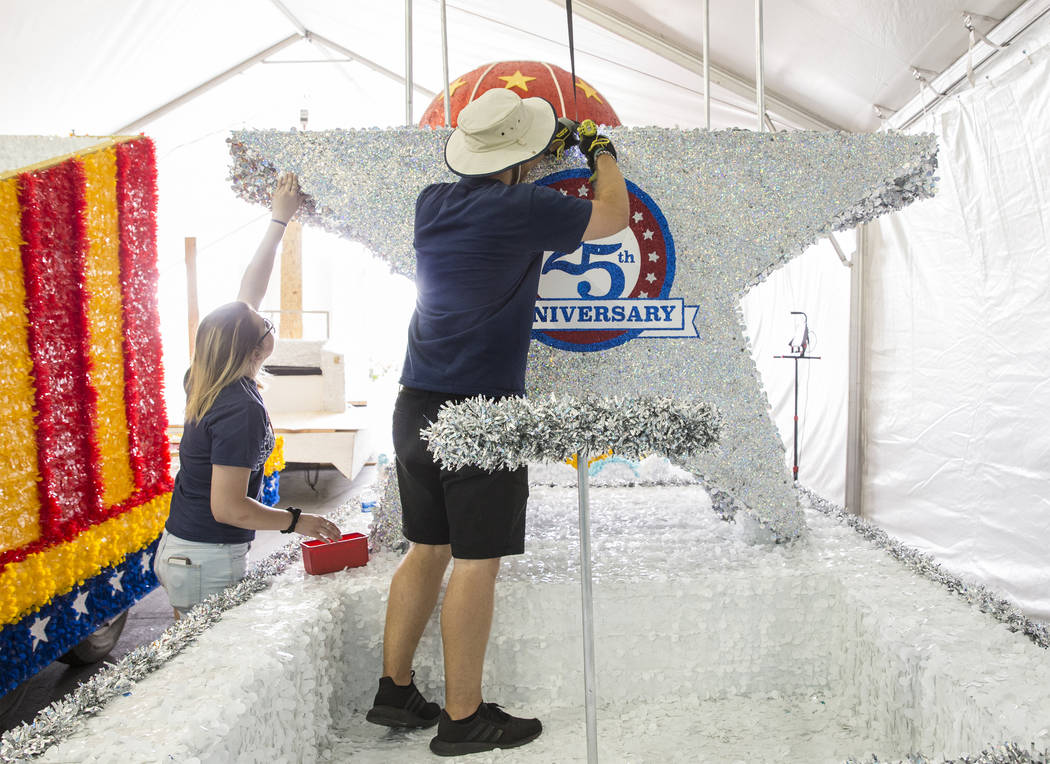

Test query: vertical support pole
[702,0,711,130]
[405,0,414,126]
[793,356,800,483]
[185,237,198,357]
[280,221,303,339]
[755,0,765,131]
[440,0,452,126]
[576,449,598,764]
[845,224,867,514]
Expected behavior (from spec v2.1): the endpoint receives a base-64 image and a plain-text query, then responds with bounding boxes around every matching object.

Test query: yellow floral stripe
[0,177,42,554]
[80,151,135,507]
[264,435,285,476]
[0,492,170,626]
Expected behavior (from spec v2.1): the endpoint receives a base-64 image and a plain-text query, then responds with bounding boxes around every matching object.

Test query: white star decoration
[230,127,936,537]
[647,252,659,262]
[140,552,153,575]
[645,273,657,283]
[109,570,124,593]
[72,590,90,618]
[29,616,50,651]
[577,185,589,197]
[632,211,643,222]
[643,229,654,240]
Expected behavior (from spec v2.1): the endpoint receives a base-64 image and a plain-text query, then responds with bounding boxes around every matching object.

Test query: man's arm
[237,172,302,310]
[581,153,629,241]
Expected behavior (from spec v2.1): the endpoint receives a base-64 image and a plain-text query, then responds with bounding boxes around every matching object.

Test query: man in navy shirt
[367,88,628,756]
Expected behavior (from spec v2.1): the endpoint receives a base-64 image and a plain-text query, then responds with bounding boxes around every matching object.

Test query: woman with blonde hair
[155,173,340,618]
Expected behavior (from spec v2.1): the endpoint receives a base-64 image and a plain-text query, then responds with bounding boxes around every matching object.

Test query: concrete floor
[0,465,374,734]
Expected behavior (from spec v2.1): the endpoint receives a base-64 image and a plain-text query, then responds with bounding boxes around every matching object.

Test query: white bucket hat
[444,88,557,177]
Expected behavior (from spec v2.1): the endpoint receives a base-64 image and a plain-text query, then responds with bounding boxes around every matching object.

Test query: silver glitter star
[229,127,936,538]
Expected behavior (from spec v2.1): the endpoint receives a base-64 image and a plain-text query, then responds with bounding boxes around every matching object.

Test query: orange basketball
[419,60,621,129]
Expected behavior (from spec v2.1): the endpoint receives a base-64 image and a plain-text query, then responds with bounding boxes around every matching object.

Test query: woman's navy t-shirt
[400,176,592,396]
[167,377,275,544]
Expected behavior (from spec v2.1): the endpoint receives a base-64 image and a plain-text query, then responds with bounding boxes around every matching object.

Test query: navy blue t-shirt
[167,377,275,544]
[401,176,592,396]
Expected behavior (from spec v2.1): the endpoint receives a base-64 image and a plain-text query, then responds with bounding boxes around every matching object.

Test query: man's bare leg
[382,542,452,685]
[440,556,501,719]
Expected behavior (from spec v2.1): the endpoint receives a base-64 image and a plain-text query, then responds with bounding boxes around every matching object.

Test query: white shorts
[153,530,250,615]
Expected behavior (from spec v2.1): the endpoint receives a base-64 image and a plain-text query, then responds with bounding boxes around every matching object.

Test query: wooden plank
[185,237,198,356]
[280,220,302,338]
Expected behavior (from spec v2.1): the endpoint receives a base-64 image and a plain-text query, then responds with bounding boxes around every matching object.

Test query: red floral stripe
[17,163,104,542]
[115,138,170,500]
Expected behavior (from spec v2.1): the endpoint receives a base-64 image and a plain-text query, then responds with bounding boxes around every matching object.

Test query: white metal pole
[577,450,598,764]
[845,225,866,516]
[440,0,452,126]
[702,0,711,129]
[755,0,765,131]
[405,0,414,126]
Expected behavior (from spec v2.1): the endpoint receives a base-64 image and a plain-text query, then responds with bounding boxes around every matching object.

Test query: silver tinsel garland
[421,395,722,472]
[800,488,1050,652]
[844,743,1048,763]
[367,460,407,554]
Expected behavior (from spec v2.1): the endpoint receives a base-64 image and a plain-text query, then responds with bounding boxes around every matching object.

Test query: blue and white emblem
[533,169,697,352]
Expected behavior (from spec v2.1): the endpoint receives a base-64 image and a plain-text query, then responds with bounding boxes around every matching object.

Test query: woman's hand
[271,172,303,225]
[296,513,342,542]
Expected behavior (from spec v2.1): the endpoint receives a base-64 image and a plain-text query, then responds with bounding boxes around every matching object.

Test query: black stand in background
[774,311,820,484]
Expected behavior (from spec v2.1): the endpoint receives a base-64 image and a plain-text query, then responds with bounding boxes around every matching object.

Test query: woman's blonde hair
[185,301,265,423]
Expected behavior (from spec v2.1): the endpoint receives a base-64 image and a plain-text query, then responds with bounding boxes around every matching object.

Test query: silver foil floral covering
[845,744,1047,763]
[367,458,407,554]
[229,126,937,540]
[0,498,363,763]
[800,487,1050,652]
[421,394,722,472]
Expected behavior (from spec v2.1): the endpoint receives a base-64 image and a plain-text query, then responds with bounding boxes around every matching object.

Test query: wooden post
[280,221,303,338]
[185,237,198,356]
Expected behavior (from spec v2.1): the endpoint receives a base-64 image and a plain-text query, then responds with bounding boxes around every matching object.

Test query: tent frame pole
[557,0,837,130]
[440,0,452,126]
[405,0,414,126]
[755,0,765,131]
[702,0,711,129]
[114,34,302,134]
[309,33,435,99]
[845,224,867,515]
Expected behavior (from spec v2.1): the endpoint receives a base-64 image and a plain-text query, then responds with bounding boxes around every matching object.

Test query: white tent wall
[862,18,1050,621]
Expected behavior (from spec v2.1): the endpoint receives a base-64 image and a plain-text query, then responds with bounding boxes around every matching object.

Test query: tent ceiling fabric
[577,0,1028,131]
[0,0,1032,134]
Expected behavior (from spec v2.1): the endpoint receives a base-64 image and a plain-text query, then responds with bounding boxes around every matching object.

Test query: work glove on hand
[578,119,618,174]
[547,117,580,158]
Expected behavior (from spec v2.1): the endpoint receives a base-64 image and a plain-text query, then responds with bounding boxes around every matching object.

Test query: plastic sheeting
[863,25,1050,621]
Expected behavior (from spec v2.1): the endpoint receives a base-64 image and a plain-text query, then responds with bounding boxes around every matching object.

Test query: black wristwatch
[280,506,302,534]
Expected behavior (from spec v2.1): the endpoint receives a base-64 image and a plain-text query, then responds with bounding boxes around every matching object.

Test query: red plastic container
[301,532,369,575]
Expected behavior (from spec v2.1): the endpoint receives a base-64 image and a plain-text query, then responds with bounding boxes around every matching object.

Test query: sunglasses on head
[258,316,275,344]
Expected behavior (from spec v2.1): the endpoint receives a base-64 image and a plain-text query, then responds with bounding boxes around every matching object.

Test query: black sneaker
[365,673,441,728]
[429,702,542,757]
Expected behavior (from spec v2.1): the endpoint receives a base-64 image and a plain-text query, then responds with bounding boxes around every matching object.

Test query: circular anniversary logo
[532,169,687,352]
